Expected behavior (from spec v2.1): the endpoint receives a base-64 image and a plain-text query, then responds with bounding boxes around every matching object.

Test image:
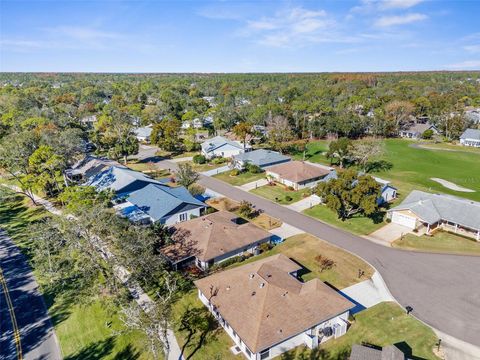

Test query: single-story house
[181,118,203,129]
[115,183,205,225]
[79,115,97,127]
[134,125,153,143]
[232,149,291,170]
[373,177,397,205]
[387,190,480,240]
[399,122,439,139]
[201,136,251,159]
[266,161,332,190]
[459,128,480,147]
[350,344,405,360]
[162,211,272,270]
[85,165,164,196]
[194,254,354,360]
[465,108,480,124]
[65,156,122,183]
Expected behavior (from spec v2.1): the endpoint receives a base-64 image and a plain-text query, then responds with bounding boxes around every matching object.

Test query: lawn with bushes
[213,169,266,186]
[250,183,312,204]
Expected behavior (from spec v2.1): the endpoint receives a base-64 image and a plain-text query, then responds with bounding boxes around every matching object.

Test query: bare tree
[351,139,385,171]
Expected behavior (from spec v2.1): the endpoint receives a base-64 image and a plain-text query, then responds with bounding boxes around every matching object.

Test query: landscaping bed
[392,231,480,256]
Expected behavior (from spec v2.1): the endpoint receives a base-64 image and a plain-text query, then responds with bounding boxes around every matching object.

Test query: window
[245,348,252,357]
[260,348,270,359]
[179,212,188,222]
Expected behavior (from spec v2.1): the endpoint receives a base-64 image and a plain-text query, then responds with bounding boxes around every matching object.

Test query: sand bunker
[430,178,475,192]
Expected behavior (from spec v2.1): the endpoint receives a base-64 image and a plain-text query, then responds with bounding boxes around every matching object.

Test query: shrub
[212,157,227,164]
[205,207,217,215]
[188,183,205,196]
[246,163,263,174]
[285,195,293,202]
[193,154,206,164]
[259,242,272,253]
[230,169,240,176]
[422,129,434,139]
[314,255,336,272]
[239,200,256,219]
[287,186,295,191]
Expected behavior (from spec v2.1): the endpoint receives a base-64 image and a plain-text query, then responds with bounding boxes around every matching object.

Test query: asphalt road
[0,230,62,360]
[136,146,480,347]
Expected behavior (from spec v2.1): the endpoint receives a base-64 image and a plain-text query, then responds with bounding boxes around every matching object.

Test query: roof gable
[194,254,354,353]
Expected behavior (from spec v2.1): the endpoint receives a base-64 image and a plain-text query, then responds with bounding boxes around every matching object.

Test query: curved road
[197,175,480,346]
[140,146,480,347]
[0,230,62,360]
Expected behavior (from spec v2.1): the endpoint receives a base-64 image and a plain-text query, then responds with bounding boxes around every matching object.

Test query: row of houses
[66,154,360,360]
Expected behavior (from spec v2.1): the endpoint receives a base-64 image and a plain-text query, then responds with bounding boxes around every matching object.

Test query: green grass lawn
[179,161,227,173]
[213,170,266,186]
[0,189,153,359]
[230,233,373,289]
[303,204,386,236]
[374,139,480,201]
[291,140,330,164]
[392,231,480,255]
[287,302,440,360]
[250,183,312,204]
[172,291,237,360]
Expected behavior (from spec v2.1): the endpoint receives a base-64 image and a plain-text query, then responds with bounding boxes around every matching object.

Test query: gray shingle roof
[349,344,405,360]
[134,126,153,138]
[85,166,163,195]
[402,122,437,134]
[126,183,205,222]
[201,136,244,153]
[460,128,480,140]
[233,149,290,167]
[389,190,480,231]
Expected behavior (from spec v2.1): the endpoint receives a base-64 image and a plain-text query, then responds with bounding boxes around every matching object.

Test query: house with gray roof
[232,149,291,170]
[134,125,153,143]
[65,155,122,183]
[459,128,480,147]
[116,183,205,225]
[201,136,251,159]
[349,344,405,360]
[399,122,439,139]
[85,166,164,196]
[388,190,480,240]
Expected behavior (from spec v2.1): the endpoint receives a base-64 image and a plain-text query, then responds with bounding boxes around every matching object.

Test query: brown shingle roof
[267,161,330,183]
[161,211,271,263]
[194,254,354,353]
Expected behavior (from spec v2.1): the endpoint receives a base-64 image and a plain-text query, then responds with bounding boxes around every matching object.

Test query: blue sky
[1,0,479,72]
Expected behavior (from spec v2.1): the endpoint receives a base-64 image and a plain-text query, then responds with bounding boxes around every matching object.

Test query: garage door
[392,212,417,229]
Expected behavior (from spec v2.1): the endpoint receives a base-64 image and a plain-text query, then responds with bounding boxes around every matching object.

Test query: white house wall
[161,207,202,226]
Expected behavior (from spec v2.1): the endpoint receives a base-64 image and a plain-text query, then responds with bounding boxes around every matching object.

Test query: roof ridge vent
[259,282,265,288]
[249,273,255,279]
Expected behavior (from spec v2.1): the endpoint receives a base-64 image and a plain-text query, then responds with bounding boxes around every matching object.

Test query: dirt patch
[430,178,475,192]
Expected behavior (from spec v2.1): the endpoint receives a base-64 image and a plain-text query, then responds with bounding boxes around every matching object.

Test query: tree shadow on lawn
[65,336,116,360]
[280,346,349,359]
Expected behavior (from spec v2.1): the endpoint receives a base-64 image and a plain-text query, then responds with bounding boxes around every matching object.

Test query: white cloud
[351,0,424,13]
[446,60,480,70]
[380,0,424,10]
[375,13,427,27]
[464,45,480,53]
[239,6,338,48]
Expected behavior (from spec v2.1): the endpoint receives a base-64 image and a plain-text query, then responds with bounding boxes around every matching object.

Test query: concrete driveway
[286,195,322,212]
[268,223,304,240]
[366,223,412,245]
[237,178,268,191]
[200,165,230,176]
